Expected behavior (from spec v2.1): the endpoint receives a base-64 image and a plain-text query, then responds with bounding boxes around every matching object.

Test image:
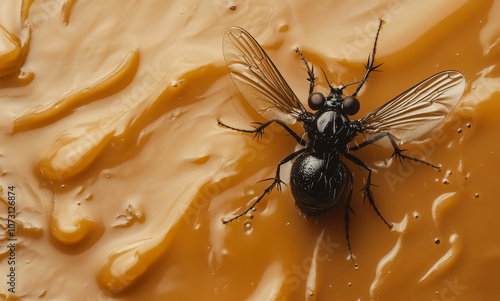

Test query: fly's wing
[223,27,308,124]
[359,70,466,148]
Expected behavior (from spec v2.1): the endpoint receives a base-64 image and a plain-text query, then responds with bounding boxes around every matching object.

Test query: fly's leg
[222,149,307,224]
[351,132,439,169]
[352,19,385,97]
[343,170,356,260]
[295,48,316,95]
[218,119,307,146]
[344,153,392,229]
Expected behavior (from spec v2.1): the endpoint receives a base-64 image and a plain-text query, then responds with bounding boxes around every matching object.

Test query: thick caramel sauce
[0,0,498,300]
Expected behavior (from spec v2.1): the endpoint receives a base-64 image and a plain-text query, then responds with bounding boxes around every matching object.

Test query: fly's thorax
[308,108,353,153]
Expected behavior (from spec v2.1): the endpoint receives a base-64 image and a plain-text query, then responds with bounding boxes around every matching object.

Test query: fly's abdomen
[290,152,350,216]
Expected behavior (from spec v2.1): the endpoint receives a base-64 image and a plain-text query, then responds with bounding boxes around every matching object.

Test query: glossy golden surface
[0,0,499,300]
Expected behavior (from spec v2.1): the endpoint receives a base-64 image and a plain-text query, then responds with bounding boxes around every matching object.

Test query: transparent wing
[223,26,308,124]
[359,70,466,148]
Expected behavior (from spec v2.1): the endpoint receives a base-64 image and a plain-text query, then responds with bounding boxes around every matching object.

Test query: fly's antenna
[340,79,374,93]
[320,67,335,92]
[340,80,363,92]
[321,68,373,95]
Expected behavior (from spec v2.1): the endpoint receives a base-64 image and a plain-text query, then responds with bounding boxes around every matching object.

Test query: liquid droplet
[278,24,289,32]
[243,221,253,234]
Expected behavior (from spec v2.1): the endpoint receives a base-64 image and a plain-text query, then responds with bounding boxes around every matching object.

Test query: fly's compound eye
[308,93,326,111]
[342,96,360,115]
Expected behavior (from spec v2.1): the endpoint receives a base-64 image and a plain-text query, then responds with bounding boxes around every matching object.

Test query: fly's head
[307,87,360,116]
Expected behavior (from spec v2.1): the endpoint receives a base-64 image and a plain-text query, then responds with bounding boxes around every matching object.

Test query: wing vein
[359,70,466,147]
[223,27,308,124]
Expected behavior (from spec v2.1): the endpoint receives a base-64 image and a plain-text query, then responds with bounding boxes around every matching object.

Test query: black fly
[218,20,466,259]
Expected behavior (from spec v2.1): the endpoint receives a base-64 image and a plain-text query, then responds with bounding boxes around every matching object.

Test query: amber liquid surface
[0,0,499,300]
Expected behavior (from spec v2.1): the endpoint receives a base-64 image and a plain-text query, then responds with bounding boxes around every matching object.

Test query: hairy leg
[222,148,307,224]
[218,119,307,146]
[344,152,392,229]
